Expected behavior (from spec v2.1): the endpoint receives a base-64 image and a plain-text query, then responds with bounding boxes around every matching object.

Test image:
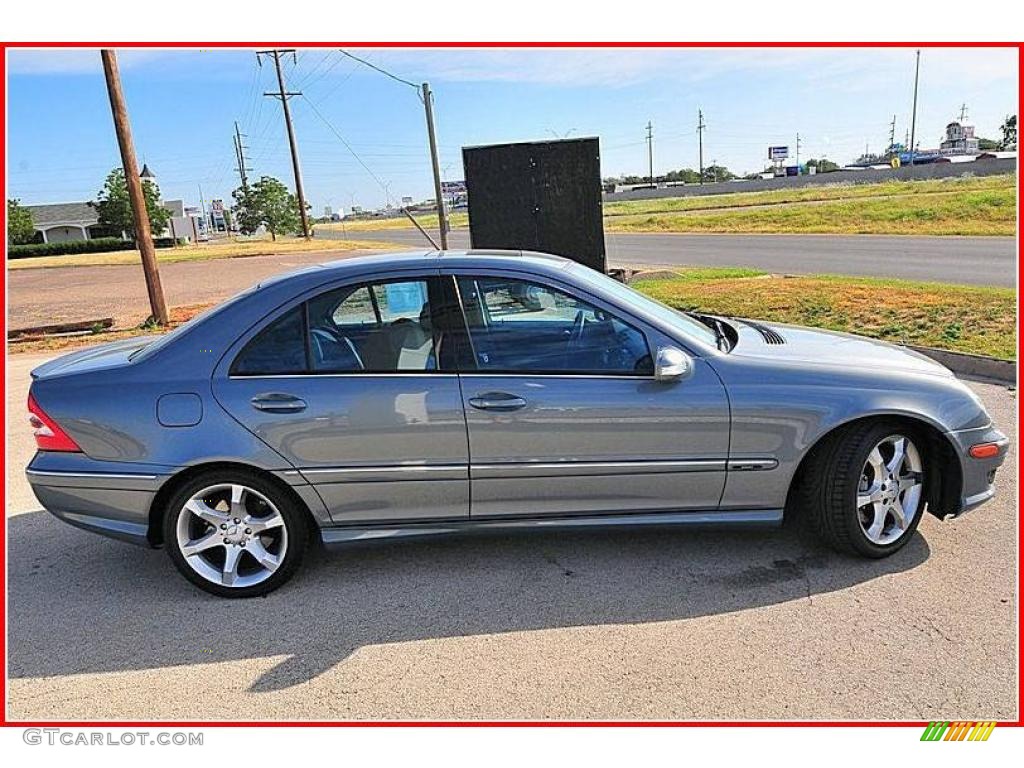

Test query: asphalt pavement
[316,228,1017,287]
[7,232,1014,330]
[5,351,1017,721]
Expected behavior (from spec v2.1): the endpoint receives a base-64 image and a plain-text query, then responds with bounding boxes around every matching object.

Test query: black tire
[162,468,310,598]
[799,420,926,558]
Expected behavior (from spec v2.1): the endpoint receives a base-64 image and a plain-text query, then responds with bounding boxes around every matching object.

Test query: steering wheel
[568,310,585,350]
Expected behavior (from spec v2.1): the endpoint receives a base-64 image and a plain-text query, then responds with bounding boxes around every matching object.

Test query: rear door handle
[468,392,527,411]
[250,393,307,413]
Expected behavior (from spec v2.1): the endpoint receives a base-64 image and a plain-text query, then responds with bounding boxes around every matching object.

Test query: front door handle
[468,392,527,411]
[250,393,307,413]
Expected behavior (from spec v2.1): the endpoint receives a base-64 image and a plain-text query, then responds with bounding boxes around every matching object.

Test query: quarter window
[231,306,307,376]
[456,276,653,375]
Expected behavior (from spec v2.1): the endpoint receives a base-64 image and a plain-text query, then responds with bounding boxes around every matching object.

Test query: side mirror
[654,346,692,382]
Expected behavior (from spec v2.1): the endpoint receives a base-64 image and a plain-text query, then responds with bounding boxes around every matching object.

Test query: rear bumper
[945,424,1010,518]
[26,463,165,547]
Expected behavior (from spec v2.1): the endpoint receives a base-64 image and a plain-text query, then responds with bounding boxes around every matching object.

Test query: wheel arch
[785,412,963,522]
[147,461,320,547]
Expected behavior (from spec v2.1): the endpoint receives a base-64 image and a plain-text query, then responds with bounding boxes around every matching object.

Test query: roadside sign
[768,145,789,161]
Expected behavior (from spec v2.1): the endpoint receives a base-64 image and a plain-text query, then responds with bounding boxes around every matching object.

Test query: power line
[300,96,397,203]
[338,49,420,92]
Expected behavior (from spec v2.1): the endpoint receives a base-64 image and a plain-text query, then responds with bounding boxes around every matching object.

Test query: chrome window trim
[227,372,460,380]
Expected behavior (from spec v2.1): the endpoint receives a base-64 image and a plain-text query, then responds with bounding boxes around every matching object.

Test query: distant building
[940,121,980,155]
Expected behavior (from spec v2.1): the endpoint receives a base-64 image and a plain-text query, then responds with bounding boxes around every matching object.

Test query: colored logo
[921,721,997,741]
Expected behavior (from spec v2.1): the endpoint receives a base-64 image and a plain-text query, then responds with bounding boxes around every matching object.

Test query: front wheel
[163,470,309,598]
[802,421,927,558]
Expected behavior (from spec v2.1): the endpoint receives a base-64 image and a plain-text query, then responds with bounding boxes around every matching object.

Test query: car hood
[726,319,954,378]
[30,335,160,380]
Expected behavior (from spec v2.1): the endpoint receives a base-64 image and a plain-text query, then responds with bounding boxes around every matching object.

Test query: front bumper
[945,424,1010,518]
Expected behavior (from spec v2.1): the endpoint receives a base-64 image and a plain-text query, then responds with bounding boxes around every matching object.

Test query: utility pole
[959,102,969,122]
[198,184,208,231]
[234,121,250,192]
[697,110,706,184]
[908,49,921,165]
[889,115,897,151]
[258,49,310,239]
[421,82,448,250]
[99,50,168,326]
[795,132,801,168]
[645,121,654,186]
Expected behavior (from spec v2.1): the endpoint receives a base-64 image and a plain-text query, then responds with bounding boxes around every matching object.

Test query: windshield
[569,264,720,349]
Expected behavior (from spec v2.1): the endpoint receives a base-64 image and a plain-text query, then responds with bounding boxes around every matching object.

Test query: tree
[806,158,840,173]
[92,168,171,241]
[701,164,735,183]
[7,198,35,246]
[232,176,302,240]
[977,137,1001,151]
[1000,114,1017,150]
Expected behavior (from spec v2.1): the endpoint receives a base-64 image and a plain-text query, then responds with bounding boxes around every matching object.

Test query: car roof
[256,249,574,289]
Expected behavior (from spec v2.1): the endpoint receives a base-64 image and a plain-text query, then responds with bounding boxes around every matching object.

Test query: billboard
[462,137,605,272]
[768,146,789,161]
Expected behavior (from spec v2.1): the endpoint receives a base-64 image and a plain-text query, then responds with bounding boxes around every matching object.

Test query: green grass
[7,235,395,270]
[603,174,1015,216]
[632,268,1016,359]
[316,212,469,233]
[608,177,1016,236]
[318,174,1016,237]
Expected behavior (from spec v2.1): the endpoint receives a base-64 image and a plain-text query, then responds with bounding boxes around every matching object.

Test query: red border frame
[0,40,1021,729]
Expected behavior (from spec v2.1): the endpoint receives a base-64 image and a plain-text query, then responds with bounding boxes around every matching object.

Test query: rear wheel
[802,421,926,558]
[163,470,309,598]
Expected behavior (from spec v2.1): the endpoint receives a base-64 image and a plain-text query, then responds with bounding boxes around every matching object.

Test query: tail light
[27,393,81,452]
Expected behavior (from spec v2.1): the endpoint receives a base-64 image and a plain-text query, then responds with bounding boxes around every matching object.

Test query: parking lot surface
[5,351,1017,721]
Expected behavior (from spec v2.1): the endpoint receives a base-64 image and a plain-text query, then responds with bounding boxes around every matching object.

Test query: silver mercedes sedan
[26,250,1008,597]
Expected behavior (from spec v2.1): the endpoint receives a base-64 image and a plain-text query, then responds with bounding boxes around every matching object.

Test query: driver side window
[456,276,653,375]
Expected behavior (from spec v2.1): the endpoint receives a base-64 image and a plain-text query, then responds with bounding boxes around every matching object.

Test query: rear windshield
[129,286,257,362]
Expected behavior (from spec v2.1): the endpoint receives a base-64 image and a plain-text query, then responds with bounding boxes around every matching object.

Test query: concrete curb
[907,345,1016,385]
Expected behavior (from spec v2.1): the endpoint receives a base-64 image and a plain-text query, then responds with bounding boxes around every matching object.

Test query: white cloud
[356,46,1019,89]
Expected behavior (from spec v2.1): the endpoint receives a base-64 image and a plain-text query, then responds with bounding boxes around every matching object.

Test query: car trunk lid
[30,335,160,380]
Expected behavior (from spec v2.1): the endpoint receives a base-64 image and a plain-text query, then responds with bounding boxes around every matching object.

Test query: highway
[316,228,1017,287]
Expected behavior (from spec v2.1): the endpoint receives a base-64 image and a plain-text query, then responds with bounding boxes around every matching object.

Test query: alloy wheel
[175,483,288,589]
[856,434,924,546]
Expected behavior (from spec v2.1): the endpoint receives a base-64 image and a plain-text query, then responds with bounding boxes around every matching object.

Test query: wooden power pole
[100,49,168,325]
[421,82,448,250]
[259,49,310,239]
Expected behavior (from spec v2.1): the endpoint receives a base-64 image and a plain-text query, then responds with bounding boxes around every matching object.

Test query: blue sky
[6,47,1018,213]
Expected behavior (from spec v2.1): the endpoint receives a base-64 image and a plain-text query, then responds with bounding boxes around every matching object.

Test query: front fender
[710,356,989,510]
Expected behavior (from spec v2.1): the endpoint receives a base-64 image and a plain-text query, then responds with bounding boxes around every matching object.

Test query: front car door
[445,268,731,518]
[212,272,469,525]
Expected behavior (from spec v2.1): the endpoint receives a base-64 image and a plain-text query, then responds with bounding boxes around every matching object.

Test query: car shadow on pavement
[7,509,930,693]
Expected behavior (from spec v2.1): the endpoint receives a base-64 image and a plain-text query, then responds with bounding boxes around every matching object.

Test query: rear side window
[230,277,440,376]
[231,306,307,376]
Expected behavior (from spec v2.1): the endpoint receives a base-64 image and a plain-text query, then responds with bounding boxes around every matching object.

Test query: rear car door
[212,273,469,525]
[447,270,731,518]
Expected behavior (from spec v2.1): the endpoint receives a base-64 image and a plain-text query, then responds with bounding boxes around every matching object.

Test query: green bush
[7,236,186,259]
[7,238,134,259]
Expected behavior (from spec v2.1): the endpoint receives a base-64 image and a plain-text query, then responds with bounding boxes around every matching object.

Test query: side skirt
[319,508,783,546]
